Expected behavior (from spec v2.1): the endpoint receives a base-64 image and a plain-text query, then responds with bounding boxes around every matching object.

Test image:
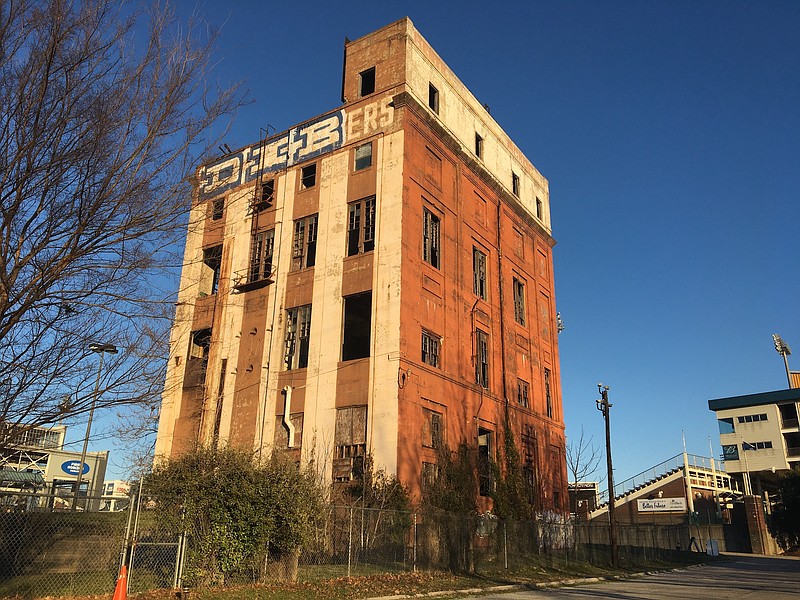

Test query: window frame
[346,196,376,256]
[512,277,526,325]
[545,367,553,418]
[354,142,373,171]
[211,198,225,220]
[284,305,312,370]
[475,132,484,159]
[422,208,441,269]
[475,328,489,388]
[292,214,318,270]
[299,163,317,190]
[473,247,487,300]
[421,329,441,368]
[511,172,520,197]
[249,229,275,283]
[517,379,529,408]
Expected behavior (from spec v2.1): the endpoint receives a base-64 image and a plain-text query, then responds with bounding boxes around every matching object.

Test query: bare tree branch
[566,426,602,517]
[0,0,245,447]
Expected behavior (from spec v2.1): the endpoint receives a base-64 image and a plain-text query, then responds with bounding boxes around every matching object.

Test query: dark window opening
[780,404,799,428]
[347,196,376,256]
[512,172,520,197]
[202,246,222,295]
[421,329,440,368]
[517,379,529,408]
[475,133,484,159]
[354,142,373,171]
[428,83,439,114]
[545,368,553,418]
[473,247,487,300]
[292,214,318,270]
[475,329,489,388]
[513,278,526,325]
[359,67,376,97]
[536,197,543,220]
[185,328,211,387]
[300,163,317,189]
[284,305,312,370]
[249,229,275,282]
[478,428,493,497]
[211,198,225,220]
[423,209,441,268]
[342,292,372,361]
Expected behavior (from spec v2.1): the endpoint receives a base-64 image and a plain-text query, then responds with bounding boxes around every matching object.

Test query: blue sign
[61,460,89,476]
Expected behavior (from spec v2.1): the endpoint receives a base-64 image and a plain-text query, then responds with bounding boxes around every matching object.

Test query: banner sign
[637,498,686,512]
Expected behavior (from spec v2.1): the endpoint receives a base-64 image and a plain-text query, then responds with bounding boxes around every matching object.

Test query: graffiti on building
[198,96,394,200]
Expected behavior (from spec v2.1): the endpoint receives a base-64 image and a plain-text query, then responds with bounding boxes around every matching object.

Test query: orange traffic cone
[112,565,127,600]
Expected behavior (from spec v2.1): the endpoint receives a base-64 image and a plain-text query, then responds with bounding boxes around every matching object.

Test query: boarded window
[333,406,367,482]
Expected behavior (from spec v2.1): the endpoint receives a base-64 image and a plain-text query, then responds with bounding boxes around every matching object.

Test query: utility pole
[596,384,618,566]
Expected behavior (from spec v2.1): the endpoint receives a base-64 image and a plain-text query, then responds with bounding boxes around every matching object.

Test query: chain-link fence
[0,492,696,599]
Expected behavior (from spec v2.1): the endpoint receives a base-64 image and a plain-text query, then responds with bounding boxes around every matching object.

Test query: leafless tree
[0,0,243,446]
[566,426,602,520]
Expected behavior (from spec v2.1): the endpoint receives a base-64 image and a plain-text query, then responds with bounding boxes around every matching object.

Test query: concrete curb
[366,565,700,600]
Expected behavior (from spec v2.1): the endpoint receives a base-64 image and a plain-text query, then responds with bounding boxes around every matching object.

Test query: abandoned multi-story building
[155,18,567,512]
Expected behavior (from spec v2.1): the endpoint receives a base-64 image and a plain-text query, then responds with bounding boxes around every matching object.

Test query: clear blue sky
[99,0,800,483]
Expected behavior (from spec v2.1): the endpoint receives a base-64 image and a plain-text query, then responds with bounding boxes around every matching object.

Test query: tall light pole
[772,334,792,388]
[73,342,117,510]
[596,384,618,566]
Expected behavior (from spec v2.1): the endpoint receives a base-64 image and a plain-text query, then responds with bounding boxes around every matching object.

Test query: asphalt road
[463,554,800,599]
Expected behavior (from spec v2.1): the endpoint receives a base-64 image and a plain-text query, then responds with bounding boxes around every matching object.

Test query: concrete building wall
[155,18,566,511]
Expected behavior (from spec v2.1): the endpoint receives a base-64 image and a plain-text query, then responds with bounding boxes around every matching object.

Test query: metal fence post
[347,506,353,578]
[413,512,417,573]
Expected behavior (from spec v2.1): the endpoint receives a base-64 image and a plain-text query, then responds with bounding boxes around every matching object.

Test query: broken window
[473,247,487,300]
[249,229,275,282]
[342,292,372,361]
[202,245,222,295]
[428,83,439,114]
[359,67,375,97]
[292,214,318,270]
[421,329,440,368]
[475,329,489,388]
[211,197,225,220]
[422,408,443,449]
[185,329,211,387]
[475,133,484,159]
[545,368,553,418]
[347,196,376,256]
[354,142,373,171]
[284,305,312,370]
[478,428,493,497]
[512,172,520,197]
[423,208,440,268]
[513,277,526,325]
[300,163,317,189]
[333,406,367,482]
[517,379,529,408]
[255,179,274,211]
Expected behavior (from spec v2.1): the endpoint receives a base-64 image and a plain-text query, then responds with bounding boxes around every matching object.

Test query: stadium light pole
[596,384,618,566]
[772,334,792,388]
[73,342,118,510]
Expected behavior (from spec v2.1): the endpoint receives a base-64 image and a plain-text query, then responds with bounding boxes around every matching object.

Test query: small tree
[566,426,602,521]
[147,446,323,586]
[769,468,800,551]
[491,417,535,520]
